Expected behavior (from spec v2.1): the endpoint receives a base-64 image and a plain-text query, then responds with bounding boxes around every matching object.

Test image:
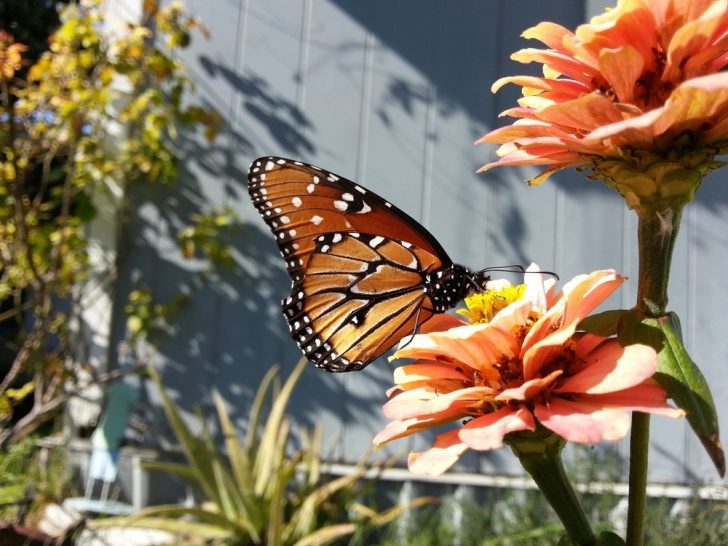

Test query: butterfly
[247,156,513,372]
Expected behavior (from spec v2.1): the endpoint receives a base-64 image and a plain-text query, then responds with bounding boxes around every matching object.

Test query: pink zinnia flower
[374,266,682,476]
[478,0,728,209]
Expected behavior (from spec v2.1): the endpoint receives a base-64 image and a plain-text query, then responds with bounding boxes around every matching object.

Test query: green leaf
[654,314,725,477]
[291,524,357,546]
[619,310,724,477]
[578,309,628,337]
[596,531,626,545]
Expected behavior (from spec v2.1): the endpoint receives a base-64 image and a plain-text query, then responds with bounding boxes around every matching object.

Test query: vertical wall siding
[113,0,728,486]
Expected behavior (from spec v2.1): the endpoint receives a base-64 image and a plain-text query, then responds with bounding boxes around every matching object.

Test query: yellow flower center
[458,283,526,324]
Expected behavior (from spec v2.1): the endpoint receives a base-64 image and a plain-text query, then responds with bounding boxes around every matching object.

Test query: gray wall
[112,0,728,487]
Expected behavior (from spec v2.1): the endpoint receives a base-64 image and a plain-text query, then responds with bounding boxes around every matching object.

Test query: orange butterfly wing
[283,233,440,371]
[247,157,452,284]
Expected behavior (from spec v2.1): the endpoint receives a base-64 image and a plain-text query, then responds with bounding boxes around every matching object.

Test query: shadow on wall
[106,0,728,476]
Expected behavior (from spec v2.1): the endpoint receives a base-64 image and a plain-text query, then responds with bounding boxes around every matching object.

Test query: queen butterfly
[248,156,506,372]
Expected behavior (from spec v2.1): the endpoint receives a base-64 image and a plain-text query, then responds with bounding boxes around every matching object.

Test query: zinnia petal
[459,407,536,450]
[383,386,496,420]
[407,430,469,476]
[554,341,657,394]
[534,398,633,443]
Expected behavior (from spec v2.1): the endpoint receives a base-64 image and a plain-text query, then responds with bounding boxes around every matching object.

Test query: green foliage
[178,207,239,268]
[0,434,77,523]
[124,287,188,345]
[376,487,728,546]
[618,310,724,476]
[95,360,432,545]
[0,0,221,448]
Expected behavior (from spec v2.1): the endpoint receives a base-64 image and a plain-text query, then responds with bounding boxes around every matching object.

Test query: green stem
[626,206,683,546]
[509,431,595,545]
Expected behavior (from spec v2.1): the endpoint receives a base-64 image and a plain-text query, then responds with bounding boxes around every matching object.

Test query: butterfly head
[466,268,492,294]
[425,264,487,312]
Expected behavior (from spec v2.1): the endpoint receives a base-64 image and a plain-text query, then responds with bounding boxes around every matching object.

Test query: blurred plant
[124,287,188,346]
[377,487,728,546]
[178,207,239,268]
[0,434,78,524]
[0,0,222,448]
[93,359,434,546]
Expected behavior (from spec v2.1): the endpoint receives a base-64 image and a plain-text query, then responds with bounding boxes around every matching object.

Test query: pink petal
[491,75,588,96]
[373,417,437,445]
[510,48,601,86]
[561,270,625,326]
[536,94,626,132]
[585,72,728,146]
[663,0,727,81]
[521,22,575,52]
[383,386,496,420]
[419,313,468,334]
[598,45,644,103]
[577,382,685,417]
[393,363,470,385]
[393,323,519,376]
[496,370,562,402]
[535,398,632,443]
[554,341,657,394]
[573,332,608,356]
[407,430,468,476]
[523,263,549,311]
[521,319,578,380]
[459,407,535,450]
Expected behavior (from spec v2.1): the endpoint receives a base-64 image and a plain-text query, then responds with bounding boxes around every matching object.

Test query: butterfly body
[247,157,490,372]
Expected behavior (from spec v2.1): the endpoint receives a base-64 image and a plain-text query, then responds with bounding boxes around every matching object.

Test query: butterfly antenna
[477,264,559,281]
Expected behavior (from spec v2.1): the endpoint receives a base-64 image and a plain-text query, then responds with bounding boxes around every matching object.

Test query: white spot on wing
[311,215,323,226]
[280,216,290,224]
[307,184,315,193]
[265,161,275,171]
[332,233,342,243]
[292,197,302,207]
[369,236,384,248]
[334,200,348,211]
[342,193,354,201]
[358,201,371,214]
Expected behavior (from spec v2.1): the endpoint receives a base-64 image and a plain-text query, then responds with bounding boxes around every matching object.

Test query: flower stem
[627,206,683,546]
[509,431,595,545]
[634,206,682,316]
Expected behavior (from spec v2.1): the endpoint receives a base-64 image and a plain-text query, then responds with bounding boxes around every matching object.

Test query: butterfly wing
[247,157,452,284]
[282,232,442,372]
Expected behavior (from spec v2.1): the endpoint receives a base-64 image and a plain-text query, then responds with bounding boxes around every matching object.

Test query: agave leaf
[302,423,322,487]
[244,364,279,453]
[118,505,245,535]
[213,391,263,530]
[210,455,239,520]
[148,369,220,504]
[265,453,288,546]
[290,523,357,546]
[88,515,231,539]
[141,461,198,482]
[288,471,365,539]
[350,496,439,527]
[213,391,254,493]
[254,358,306,493]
